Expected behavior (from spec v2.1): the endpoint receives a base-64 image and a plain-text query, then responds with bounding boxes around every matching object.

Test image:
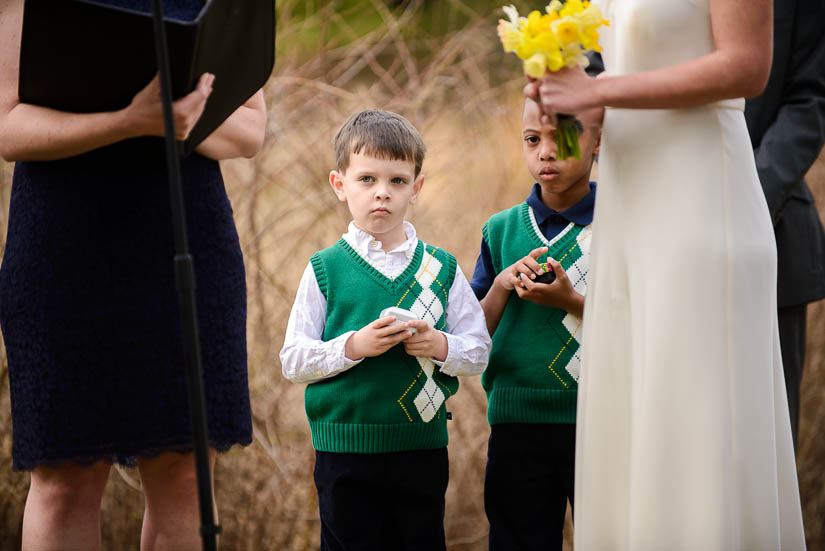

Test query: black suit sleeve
[586,52,604,77]
[754,0,825,222]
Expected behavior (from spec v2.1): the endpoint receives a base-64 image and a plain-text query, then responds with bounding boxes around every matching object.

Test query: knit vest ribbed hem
[308,420,448,453]
[486,386,577,424]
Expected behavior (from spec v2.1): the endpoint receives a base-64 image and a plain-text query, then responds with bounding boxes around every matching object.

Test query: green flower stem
[556,114,582,160]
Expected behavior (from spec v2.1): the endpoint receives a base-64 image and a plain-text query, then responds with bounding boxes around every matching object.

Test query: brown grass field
[1,2,824,549]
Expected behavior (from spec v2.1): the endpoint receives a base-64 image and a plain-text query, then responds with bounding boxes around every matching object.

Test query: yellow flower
[577,4,604,26]
[515,34,537,60]
[497,20,522,52]
[546,0,561,12]
[545,0,563,14]
[581,25,601,52]
[561,43,588,68]
[523,52,548,78]
[498,2,608,76]
[553,17,581,47]
[546,49,564,71]
[559,0,584,18]
[533,28,560,52]
[526,10,545,36]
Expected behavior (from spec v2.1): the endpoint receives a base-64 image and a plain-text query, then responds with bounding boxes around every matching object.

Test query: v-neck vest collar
[337,238,424,293]
[522,202,578,249]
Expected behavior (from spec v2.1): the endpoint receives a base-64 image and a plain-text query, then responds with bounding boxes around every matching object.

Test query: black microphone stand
[148,1,219,549]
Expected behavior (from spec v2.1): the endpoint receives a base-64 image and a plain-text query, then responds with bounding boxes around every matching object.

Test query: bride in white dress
[527,0,806,548]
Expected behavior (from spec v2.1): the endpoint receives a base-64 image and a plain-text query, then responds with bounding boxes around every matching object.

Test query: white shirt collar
[343,220,418,255]
[342,221,419,278]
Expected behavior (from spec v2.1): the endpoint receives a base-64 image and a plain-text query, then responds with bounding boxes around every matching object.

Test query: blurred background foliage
[2,0,824,549]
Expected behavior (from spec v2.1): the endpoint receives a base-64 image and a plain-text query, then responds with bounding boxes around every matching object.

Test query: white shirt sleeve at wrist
[434,265,491,377]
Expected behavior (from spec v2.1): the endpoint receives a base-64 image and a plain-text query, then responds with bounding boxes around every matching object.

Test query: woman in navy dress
[0,0,265,548]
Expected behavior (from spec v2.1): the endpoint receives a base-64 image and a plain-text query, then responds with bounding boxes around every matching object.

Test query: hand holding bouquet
[497,1,608,159]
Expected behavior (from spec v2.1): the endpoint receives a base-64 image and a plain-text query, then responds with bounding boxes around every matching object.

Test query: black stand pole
[148,1,219,549]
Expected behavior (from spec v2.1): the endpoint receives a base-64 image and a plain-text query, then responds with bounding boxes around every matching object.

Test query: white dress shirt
[280,221,491,384]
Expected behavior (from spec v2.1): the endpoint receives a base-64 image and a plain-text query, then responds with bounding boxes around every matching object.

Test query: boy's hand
[345,316,413,360]
[403,320,448,362]
[496,246,549,291]
[515,257,585,319]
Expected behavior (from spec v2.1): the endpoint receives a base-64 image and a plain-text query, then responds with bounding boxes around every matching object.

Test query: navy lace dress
[0,0,252,470]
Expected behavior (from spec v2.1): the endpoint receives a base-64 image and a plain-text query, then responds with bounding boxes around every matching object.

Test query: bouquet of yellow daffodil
[498,0,608,159]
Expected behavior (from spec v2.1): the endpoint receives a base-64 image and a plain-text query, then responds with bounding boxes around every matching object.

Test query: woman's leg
[22,460,111,551]
[137,450,217,551]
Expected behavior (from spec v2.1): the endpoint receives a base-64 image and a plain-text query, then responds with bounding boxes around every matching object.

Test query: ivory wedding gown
[575,0,806,548]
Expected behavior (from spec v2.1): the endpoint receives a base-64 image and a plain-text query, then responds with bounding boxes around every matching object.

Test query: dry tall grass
[1,1,824,549]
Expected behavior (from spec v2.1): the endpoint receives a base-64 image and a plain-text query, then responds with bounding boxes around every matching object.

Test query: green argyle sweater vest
[481,202,592,424]
[305,238,459,453]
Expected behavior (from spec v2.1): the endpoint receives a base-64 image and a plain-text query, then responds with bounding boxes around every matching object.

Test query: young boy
[470,99,602,550]
[280,109,491,550]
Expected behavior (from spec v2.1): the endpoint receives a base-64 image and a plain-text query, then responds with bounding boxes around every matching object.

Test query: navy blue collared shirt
[470,182,596,299]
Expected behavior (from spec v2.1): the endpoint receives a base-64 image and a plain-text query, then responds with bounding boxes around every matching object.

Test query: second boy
[471,99,602,550]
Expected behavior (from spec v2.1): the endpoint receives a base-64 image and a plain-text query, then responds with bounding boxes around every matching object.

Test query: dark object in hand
[534,262,556,284]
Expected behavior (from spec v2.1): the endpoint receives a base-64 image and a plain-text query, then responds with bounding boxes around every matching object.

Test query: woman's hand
[524,67,600,125]
[194,89,266,160]
[123,72,214,140]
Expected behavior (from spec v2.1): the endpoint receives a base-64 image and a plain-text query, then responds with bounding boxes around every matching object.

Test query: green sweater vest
[481,202,592,425]
[305,238,459,453]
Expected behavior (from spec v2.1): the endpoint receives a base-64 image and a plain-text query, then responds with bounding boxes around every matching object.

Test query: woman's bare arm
[194,89,266,160]
[528,0,772,114]
[0,0,128,161]
[0,0,213,162]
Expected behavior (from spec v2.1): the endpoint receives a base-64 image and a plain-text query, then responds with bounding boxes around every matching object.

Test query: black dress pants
[314,448,449,551]
[778,304,807,452]
[484,423,576,551]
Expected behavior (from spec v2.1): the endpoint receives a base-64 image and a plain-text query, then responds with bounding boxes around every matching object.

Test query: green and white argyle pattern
[397,247,451,423]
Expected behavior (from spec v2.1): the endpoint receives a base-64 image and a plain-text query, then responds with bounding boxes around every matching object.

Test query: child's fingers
[515,262,538,281]
[403,342,422,356]
[403,335,422,347]
[375,323,408,340]
[406,320,430,333]
[403,328,427,344]
[383,329,412,346]
[372,316,398,329]
[404,342,431,357]
[520,255,544,274]
[404,340,421,351]
[520,274,538,292]
[546,257,564,275]
[507,273,522,289]
[546,258,569,283]
[528,246,549,260]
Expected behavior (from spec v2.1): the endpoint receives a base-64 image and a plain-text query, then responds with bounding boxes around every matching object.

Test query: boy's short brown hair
[334,109,427,177]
